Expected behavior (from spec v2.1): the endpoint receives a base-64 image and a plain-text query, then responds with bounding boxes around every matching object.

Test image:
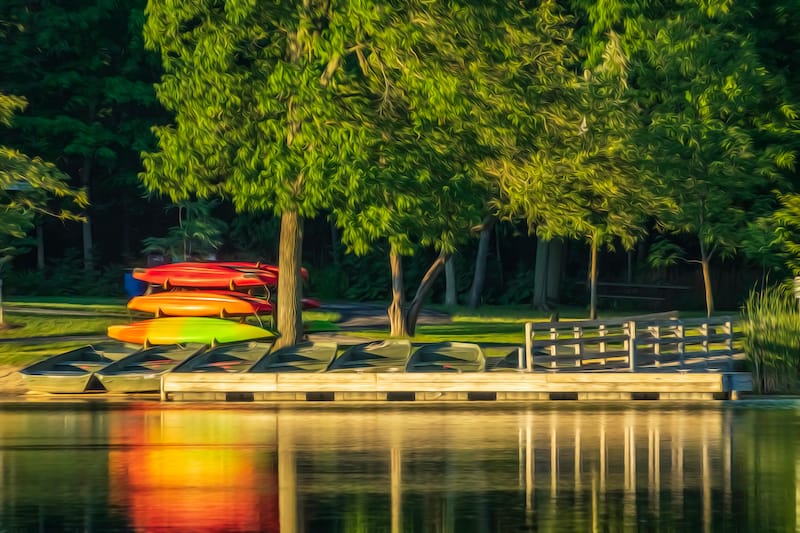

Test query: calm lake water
[0,400,798,532]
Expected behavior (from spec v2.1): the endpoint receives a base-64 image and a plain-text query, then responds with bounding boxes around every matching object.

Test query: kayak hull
[132,263,276,289]
[96,344,206,393]
[18,343,141,393]
[128,291,272,317]
[107,317,274,346]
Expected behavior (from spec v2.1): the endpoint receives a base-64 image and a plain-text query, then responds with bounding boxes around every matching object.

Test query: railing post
[724,318,733,370]
[700,322,710,357]
[677,321,685,368]
[628,320,637,372]
[525,322,533,372]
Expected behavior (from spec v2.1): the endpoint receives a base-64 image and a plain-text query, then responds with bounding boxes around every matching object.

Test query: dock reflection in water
[0,402,798,532]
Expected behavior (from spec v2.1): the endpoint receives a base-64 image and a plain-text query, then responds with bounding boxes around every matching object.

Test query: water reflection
[0,402,798,532]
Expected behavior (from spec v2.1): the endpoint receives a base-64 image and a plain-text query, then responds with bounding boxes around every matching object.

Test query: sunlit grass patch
[5,296,129,312]
[0,312,119,339]
[0,341,90,367]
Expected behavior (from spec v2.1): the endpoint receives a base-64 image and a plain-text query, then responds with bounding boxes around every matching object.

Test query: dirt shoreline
[0,365,27,395]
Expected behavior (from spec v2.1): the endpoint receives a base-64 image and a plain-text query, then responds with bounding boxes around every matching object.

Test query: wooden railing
[521,314,734,372]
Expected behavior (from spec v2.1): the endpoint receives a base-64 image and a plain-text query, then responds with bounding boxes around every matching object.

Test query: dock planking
[161,370,752,402]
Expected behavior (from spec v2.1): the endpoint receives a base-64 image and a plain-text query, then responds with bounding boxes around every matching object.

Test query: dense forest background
[2,0,800,317]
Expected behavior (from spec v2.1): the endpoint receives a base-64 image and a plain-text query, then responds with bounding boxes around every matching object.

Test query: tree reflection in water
[0,402,797,532]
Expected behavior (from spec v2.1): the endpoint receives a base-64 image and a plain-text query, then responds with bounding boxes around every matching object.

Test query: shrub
[741,283,800,393]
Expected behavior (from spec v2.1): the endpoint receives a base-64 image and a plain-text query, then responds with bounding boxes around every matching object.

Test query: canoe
[132,263,277,290]
[326,340,412,373]
[95,344,207,393]
[107,317,275,346]
[405,342,486,372]
[18,342,141,393]
[127,291,273,318]
[248,342,338,373]
[171,341,274,373]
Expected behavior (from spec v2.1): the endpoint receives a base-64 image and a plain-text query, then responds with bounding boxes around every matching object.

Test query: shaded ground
[320,302,451,328]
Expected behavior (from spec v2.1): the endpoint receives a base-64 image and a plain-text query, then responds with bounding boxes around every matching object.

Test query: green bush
[5,253,127,298]
[741,283,800,393]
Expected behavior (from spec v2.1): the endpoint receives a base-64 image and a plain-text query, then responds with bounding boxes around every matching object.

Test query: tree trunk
[545,239,562,304]
[330,222,342,267]
[445,256,457,306]
[388,246,408,337]
[468,217,494,309]
[120,195,131,261]
[406,252,449,336]
[80,158,94,272]
[36,225,45,270]
[274,209,304,349]
[533,238,550,309]
[589,238,598,320]
[700,240,715,317]
[0,277,4,326]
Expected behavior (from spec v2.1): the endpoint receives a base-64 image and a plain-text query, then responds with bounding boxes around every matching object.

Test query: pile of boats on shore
[19,260,523,394]
[19,337,521,394]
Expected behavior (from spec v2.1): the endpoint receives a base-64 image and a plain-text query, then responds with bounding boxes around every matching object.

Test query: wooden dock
[161,314,752,402]
[162,370,751,402]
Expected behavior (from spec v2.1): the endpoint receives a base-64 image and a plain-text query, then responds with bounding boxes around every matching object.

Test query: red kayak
[213,261,309,281]
[133,263,277,290]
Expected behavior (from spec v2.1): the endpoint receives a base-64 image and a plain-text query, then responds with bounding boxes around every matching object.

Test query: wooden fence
[522,315,735,372]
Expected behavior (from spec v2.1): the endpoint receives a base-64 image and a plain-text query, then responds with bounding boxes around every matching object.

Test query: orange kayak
[108,317,275,346]
[128,291,273,318]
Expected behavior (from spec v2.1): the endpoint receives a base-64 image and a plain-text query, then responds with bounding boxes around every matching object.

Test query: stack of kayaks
[128,261,321,318]
[110,261,307,348]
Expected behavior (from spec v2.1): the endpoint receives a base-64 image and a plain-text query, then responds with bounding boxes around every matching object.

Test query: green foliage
[647,238,686,268]
[770,192,800,275]
[0,0,164,264]
[0,91,88,281]
[142,199,227,261]
[741,284,800,393]
[624,1,790,313]
[229,213,280,260]
[5,252,127,298]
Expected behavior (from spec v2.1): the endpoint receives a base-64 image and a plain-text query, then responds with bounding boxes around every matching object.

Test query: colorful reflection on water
[0,401,798,532]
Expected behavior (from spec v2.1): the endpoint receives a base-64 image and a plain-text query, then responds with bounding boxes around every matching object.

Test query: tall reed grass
[741,284,800,393]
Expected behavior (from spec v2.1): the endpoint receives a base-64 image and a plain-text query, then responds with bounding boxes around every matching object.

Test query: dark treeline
[2,0,800,339]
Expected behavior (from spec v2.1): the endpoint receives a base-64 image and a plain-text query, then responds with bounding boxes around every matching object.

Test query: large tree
[574,0,796,316]
[142,0,580,343]
[494,31,668,319]
[638,2,792,316]
[329,0,585,334]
